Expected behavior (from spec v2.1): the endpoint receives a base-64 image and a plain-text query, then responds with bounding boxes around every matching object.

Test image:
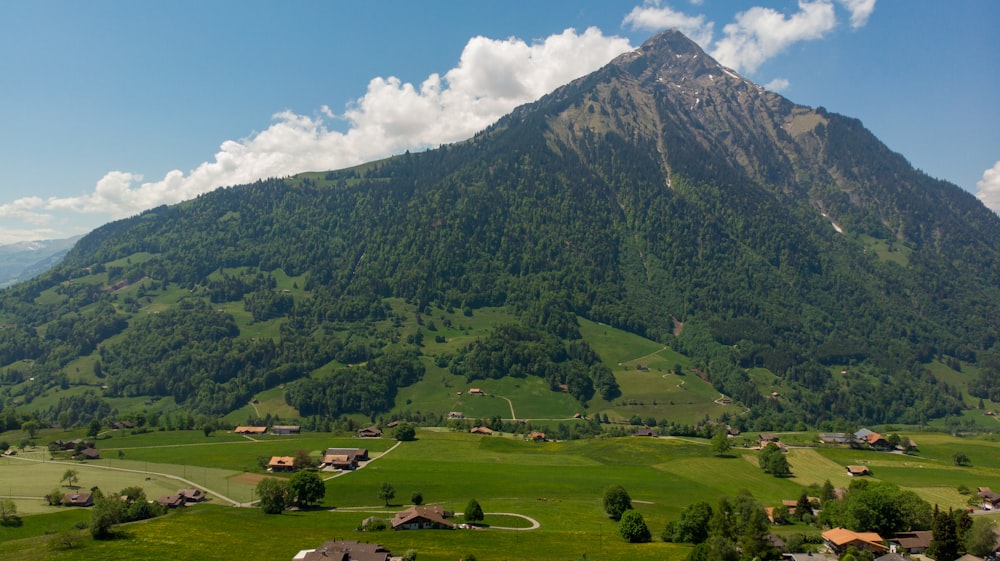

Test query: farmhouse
[75,447,101,460]
[269,456,296,472]
[321,448,368,470]
[818,433,849,444]
[63,492,94,507]
[822,528,888,554]
[391,505,455,530]
[470,426,494,435]
[468,388,484,396]
[156,494,186,508]
[978,487,1000,510]
[234,426,267,435]
[529,431,547,442]
[357,426,382,438]
[633,428,658,437]
[271,425,301,435]
[178,488,206,503]
[292,540,392,561]
[759,433,780,443]
[847,465,871,477]
[447,412,465,419]
[891,530,933,554]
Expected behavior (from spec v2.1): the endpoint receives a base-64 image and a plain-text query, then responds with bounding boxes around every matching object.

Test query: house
[822,527,888,554]
[391,505,455,530]
[978,487,1000,510]
[758,433,780,443]
[234,426,267,435]
[178,488,206,503]
[75,447,101,460]
[633,428,658,437]
[468,388,484,396]
[156,494,186,508]
[63,492,94,507]
[110,420,135,430]
[292,540,392,561]
[875,554,910,561]
[447,412,465,419]
[271,425,301,435]
[470,426,494,435]
[269,456,296,472]
[864,432,890,450]
[386,421,400,428]
[891,530,933,554]
[847,465,871,477]
[529,431,547,442]
[358,426,382,438]
[818,433,849,444]
[854,428,874,440]
[784,553,838,561]
[321,448,368,470]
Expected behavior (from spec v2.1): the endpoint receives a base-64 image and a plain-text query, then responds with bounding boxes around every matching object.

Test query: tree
[758,443,791,477]
[90,490,123,539]
[464,498,484,523]
[668,501,713,543]
[394,423,416,441]
[964,517,998,557]
[795,491,812,522]
[618,509,652,543]
[257,477,290,514]
[820,479,836,502]
[21,420,38,439]
[603,484,633,521]
[0,498,19,527]
[711,429,731,457]
[378,482,396,506]
[289,471,325,507]
[293,448,315,470]
[46,487,64,506]
[87,419,102,439]
[411,491,423,506]
[927,507,961,561]
[61,469,79,488]
[953,451,970,466]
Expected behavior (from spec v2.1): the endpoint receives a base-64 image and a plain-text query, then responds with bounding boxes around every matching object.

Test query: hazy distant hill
[2,31,998,430]
[0,235,82,288]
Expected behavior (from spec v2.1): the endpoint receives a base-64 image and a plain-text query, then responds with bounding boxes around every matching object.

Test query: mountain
[2,31,999,431]
[0,236,82,289]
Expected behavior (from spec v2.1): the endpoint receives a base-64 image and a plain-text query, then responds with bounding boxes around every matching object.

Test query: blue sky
[1,0,998,244]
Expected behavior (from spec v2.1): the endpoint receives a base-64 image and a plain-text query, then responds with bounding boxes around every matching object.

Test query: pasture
[3,428,1000,561]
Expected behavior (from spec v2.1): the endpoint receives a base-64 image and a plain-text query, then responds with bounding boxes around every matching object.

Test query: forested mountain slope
[2,31,999,430]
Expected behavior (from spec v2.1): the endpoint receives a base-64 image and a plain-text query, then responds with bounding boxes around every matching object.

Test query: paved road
[485,512,540,530]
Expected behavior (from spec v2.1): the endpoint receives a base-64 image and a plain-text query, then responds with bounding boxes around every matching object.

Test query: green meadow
[3,428,1000,561]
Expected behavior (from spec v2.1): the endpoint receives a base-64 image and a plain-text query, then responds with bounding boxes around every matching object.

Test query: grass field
[5,428,998,561]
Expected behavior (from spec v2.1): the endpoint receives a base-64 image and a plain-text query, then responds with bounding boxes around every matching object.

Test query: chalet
[292,540,392,561]
[271,425,301,435]
[854,428,874,440]
[156,494,186,508]
[468,388,485,396]
[269,456,296,472]
[447,412,465,419]
[978,487,1000,510]
[322,448,368,470]
[234,426,267,435]
[818,433,850,444]
[633,428,658,437]
[391,505,455,530]
[386,421,400,428]
[75,447,101,460]
[63,492,94,507]
[847,465,871,477]
[891,530,933,554]
[110,420,135,430]
[727,427,741,437]
[864,432,890,450]
[470,426,494,435]
[178,488,206,503]
[822,528,887,554]
[636,364,649,371]
[529,431,547,442]
[758,433,780,443]
[358,426,382,438]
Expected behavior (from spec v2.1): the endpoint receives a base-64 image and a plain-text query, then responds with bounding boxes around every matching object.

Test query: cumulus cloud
[710,1,837,73]
[838,0,876,28]
[623,1,714,46]
[0,28,632,244]
[977,161,1000,214]
[764,78,791,92]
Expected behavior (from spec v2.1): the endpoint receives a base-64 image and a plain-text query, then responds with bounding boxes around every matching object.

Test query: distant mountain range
[0,236,82,288]
[2,31,998,430]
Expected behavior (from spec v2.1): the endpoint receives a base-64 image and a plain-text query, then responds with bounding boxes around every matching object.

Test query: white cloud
[0,27,632,245]
[976,161,1000,214]
[623,0,714,46]
[710,1,837,74]
[764,78,791,92]
[838,0,876,28]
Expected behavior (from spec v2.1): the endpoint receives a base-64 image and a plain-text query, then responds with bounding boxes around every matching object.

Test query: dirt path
[617,346,668,367]
[485,512,540,530]
[493,395,517,420]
